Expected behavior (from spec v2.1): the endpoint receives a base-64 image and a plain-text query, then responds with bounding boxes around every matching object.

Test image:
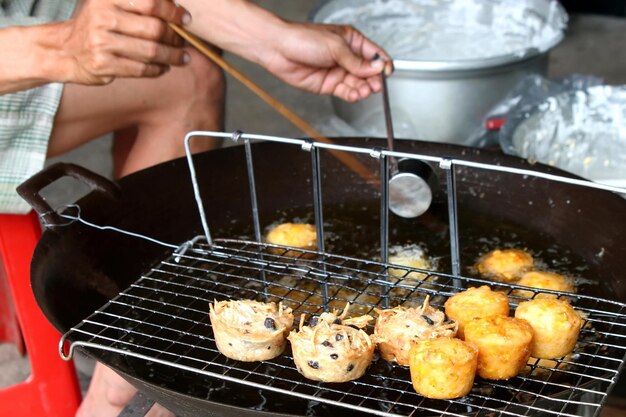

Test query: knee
[161,46,225,131]
[100,366,137,408]
[104,385,137,409]
[182,47,226,106]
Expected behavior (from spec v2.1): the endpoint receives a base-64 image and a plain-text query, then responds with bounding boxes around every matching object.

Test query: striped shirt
[0,0,76,213]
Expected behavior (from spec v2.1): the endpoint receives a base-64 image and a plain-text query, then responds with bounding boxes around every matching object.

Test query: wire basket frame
[59,131,626,417]
[183,131,626,280]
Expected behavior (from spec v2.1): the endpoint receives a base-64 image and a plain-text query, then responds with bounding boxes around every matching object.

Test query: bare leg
[55,46,225,417]
[110,126,138,179]
[49,45,226,177]
[76,364,175,417]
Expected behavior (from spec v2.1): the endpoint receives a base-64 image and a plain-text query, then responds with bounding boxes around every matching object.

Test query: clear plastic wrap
[311,0,567,62]
[467,74,603,147]
[493,75,626,186]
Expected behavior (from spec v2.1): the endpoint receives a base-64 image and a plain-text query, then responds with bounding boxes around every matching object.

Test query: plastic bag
[466,74,603,148]
[480,74,626,188]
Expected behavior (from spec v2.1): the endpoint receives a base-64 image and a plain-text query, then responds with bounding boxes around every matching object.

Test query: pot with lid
[311,0,568,144]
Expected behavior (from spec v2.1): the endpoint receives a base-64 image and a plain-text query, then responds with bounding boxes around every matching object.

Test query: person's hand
[58,0,192,85]
[260,22,393,102]
[178,0,391,102]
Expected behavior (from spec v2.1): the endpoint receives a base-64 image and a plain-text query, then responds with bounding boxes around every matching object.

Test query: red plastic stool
[0,211,81,416]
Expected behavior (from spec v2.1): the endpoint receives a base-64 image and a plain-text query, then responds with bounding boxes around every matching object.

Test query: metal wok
[20,137,626,417]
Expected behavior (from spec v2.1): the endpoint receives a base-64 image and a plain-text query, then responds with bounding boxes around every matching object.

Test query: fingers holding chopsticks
[58,0,193,84]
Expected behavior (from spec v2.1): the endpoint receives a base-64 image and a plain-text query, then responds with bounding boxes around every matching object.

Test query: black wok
[20,137,626,417]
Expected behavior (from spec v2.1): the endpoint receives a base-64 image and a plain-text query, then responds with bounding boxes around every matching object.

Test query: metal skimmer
[59,131,626,417]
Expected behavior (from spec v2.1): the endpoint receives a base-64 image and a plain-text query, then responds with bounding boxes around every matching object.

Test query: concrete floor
[3,1,626,415]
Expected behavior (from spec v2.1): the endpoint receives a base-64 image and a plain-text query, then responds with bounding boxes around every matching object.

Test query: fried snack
[388,244,432,281]
[288,304,374,382]
[444,286,510,339]
[386,245,437,308]
[409,337,478,399]
[515,298,582,359]
[266,222,317,257]
[209,299,294,361]
[512,271,575,300]
[464,316,533,380]
[475,249,534,283]
[374,296,457,366]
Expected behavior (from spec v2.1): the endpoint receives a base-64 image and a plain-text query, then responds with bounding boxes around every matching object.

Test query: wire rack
[59,131,626,417]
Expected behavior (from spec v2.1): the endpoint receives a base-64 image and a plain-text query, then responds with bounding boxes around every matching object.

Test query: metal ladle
[381,73,435,218]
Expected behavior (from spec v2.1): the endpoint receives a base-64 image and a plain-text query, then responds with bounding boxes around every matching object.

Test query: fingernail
[370,59,384,70]
[182,11,192,25]
[183,52,191,64]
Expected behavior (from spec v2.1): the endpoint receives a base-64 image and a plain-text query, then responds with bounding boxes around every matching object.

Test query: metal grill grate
[61,238,626,417]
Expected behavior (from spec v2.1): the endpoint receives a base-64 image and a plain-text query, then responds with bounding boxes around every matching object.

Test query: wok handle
[16,162,120,227]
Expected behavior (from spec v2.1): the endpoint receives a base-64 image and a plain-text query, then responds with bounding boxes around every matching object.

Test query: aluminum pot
[311,0,567,144]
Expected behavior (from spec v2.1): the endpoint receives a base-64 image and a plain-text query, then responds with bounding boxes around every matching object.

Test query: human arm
[0,0,191,95]
[179,0,393,102]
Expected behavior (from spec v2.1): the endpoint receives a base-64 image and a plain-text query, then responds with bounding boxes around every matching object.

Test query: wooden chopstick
[169,24,376,184]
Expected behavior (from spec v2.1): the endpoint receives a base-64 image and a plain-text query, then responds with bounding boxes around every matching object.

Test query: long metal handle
[170,24,376,185]
[381,72,398,175]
